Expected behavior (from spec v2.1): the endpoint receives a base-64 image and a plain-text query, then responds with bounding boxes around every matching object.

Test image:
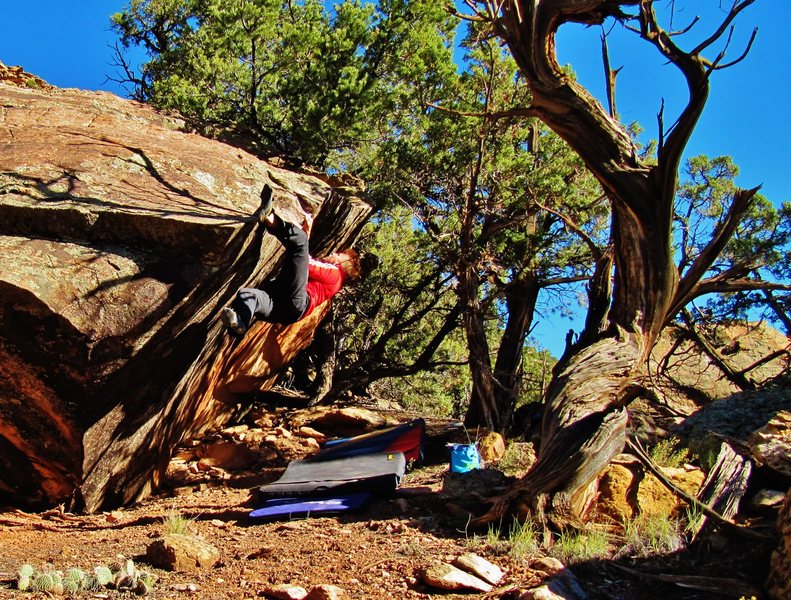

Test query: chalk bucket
[448,443,481,473]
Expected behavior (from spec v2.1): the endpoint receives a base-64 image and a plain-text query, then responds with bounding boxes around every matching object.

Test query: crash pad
[309,418,424,463]
[249,493,372,521]
[258,451,406,497]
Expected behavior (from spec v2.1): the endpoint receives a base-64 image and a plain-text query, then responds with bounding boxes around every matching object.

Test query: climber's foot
[221,307,247,337]
[256,184,274,223]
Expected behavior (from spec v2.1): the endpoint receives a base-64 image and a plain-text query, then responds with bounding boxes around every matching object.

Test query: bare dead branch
[692,0,757,55]
[668,15,700,36]
[627,437,769,540]
[425,101,537,122]
[601,28,622,119]
[680,308,754,390]
[739,347,791,376]
[709,27,758,71]
[693,277,791,297]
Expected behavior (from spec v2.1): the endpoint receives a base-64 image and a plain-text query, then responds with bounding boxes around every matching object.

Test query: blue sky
[1,1,786,200]
[1,1,788,356]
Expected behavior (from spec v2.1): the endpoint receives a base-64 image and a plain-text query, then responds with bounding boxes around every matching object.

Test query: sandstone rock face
[0,82,370,511]
[748,410,791,476]
[596,459,705,522]
[0,62,51,89]
[647,322,789,410]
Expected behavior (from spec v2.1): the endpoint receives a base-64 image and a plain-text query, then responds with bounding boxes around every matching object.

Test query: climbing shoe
[221,307,247,336]
[256,184,274,223]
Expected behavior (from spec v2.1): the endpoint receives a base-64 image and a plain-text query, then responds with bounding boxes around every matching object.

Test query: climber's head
[326,250,378,283]
[326,249,362,282]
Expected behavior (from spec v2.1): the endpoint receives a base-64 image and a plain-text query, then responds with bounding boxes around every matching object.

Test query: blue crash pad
[249,493,372,521]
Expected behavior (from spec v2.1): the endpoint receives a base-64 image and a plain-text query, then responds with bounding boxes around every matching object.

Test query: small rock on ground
[421,562,492,592]
[305,584,344,599]
[145,534,220,572]
[453,553,504,585]
[261,584,308,599]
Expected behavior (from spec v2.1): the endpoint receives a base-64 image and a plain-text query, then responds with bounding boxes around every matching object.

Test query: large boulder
[0,78,370,511]
[646,322,789,411]
[595,457,706,522]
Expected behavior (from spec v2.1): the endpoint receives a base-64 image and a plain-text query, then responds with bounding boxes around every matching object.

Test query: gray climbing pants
[232,220,310,325]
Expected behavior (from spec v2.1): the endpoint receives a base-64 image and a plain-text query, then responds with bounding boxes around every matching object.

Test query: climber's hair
[339,249,362,281]
[328,250,378,282]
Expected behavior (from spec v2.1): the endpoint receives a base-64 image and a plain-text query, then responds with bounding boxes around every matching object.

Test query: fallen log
[0,81,371,512]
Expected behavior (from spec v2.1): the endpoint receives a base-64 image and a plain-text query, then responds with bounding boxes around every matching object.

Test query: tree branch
[426,101,537,122]
[692,0,757,55]
[692,278,791,297]
[679,309,754,390]
[534,198,603,262]
[627,437,769,540]
[709,27,758,70]
[670,186,760,317]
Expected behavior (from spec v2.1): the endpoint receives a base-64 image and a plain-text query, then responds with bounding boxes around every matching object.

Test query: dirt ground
[0,407,778,600]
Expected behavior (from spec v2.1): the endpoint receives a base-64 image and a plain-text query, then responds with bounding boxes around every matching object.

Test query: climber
[221,184,375,336]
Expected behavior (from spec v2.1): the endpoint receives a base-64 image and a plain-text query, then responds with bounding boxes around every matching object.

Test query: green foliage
[550,529,611,564]
[675,155,790,334]
[621,513,684,557]
[113,0,458,168]
[649,437,689,468]
[114,1,789,433]
[352,29,604,425]
[329,205,470,414]
[113,0,603,427]
[518,347,556,408]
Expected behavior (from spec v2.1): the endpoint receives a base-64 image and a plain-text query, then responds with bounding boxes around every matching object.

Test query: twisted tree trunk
[471,0,758,527]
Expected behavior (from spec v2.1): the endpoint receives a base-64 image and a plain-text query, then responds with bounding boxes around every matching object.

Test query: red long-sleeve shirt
[304,258,344,317]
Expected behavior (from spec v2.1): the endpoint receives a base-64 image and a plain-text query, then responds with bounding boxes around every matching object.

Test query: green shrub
[622,513,684,557]
[550,529,611,564]
[649,437,689,468]
[163,511,193,535]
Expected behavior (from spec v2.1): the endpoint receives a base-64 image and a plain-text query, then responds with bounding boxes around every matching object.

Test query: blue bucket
[449,443,481,473]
